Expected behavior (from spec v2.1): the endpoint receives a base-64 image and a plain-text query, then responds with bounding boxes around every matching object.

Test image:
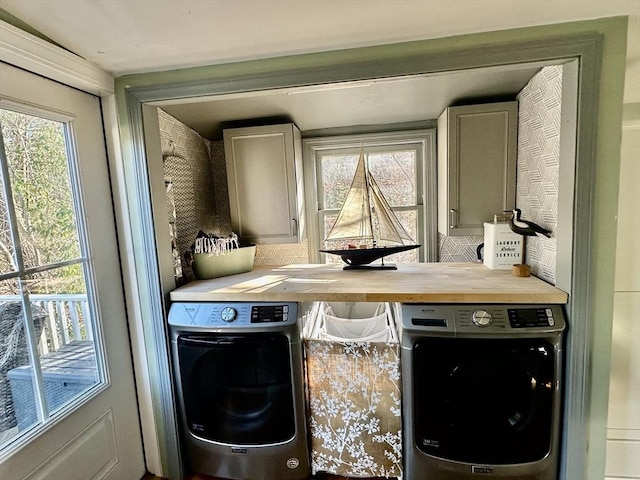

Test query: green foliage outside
[0,109,85,295]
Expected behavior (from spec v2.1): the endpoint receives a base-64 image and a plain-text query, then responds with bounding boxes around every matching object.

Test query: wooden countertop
[170,263,568,304]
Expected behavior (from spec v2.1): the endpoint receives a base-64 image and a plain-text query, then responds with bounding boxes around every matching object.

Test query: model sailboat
[320,147,420,269]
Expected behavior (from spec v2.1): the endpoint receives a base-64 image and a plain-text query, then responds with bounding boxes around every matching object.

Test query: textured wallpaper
[158,109,217,282]
[515,65,562,284]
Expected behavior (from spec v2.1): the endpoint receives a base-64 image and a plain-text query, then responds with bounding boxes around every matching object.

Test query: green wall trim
[585,15,627,478]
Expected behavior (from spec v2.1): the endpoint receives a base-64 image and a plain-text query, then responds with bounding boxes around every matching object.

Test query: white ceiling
[1,0,638,139]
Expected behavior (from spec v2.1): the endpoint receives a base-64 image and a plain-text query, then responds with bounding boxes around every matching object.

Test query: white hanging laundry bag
[303,302,403,479]
[322,308,390,342]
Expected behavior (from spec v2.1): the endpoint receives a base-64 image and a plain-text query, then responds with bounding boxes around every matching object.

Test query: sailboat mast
[361,148,377,247]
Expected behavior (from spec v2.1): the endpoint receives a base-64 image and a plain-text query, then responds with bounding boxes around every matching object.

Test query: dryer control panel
[507,307,558,328]
[168,302,298,328]
[401,303,565,335]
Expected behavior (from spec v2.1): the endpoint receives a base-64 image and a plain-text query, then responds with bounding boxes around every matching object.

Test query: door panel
[0,62,144,479]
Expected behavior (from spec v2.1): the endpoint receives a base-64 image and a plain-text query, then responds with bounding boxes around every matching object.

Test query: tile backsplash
[438,234,483,263]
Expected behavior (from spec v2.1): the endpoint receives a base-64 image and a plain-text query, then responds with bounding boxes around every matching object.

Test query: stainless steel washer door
[412,337,556,464]
[177,333,296,446]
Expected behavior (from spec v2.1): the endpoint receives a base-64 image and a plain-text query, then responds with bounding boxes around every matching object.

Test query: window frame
[302,130,437,264]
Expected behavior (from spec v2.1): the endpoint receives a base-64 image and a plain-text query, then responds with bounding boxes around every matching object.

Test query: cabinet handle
[292,218,298,237]
[450,209,458,229]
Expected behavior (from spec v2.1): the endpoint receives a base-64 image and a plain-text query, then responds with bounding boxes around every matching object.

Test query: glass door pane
[0,107,101,450]
[1,111,81,269]
[0,182,16,275]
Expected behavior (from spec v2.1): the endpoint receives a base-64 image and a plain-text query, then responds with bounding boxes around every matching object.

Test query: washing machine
[168,301,310,480]
[401,303,565,480]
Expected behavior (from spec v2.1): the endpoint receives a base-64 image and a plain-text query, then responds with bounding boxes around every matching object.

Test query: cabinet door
[438,102,517,236]
[224,124,304,244]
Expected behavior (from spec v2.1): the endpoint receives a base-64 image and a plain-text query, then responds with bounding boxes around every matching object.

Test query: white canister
[483,222,523,269]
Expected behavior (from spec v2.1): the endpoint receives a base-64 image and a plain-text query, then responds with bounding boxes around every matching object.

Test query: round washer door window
[177,334,296,445]
[413,337,557,464]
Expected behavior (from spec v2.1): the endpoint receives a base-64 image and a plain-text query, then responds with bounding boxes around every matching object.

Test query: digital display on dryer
[508,308,554,328]
[251,305,289,323]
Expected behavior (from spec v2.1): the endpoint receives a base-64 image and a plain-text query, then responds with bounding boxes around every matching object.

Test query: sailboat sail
[368,174,414,244]
[325,151,373,241]
[325,148,414,246]
[320,146,419,269]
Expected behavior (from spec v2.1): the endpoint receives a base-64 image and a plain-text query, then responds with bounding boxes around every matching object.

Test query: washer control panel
[168,302,297,328]
[402,304,565,334]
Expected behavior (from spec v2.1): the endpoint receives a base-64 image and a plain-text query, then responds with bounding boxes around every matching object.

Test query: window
[303,131,437,264]
[0,106,102,451]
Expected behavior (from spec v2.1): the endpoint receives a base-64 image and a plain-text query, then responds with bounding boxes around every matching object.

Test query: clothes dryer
[169,301,309,480]
[401,304,565,480]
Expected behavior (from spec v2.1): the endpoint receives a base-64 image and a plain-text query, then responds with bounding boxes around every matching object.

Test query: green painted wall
[623,102,640,121]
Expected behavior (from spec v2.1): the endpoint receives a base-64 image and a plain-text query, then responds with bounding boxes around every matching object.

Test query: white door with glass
[0,63,144,479]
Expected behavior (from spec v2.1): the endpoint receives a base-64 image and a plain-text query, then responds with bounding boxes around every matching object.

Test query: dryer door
[412,337,557,464]
[177,334,295,445]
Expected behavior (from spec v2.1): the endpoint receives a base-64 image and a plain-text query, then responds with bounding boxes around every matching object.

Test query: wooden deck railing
[0,295,95,436]
[0,295,91,356]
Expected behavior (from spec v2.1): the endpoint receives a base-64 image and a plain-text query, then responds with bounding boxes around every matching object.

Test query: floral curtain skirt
[304,339,402,478]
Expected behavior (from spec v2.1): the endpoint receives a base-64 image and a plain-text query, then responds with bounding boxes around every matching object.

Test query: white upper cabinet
[437,101,517,236]
[223,123,305,244]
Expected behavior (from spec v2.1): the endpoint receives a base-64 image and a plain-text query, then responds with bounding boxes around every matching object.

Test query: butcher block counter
[170,263,568,304]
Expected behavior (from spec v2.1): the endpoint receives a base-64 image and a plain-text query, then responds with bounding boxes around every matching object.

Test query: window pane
[0,110,81,270]
[19,265,98,428]
[367,151,416,206]
[0,177,17,275]
[320,154,358,209]
[0,279,39,446]
[23,266,93,344]
[322,212,339,252]
[320,150,417,210]
[389,210,419,263]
